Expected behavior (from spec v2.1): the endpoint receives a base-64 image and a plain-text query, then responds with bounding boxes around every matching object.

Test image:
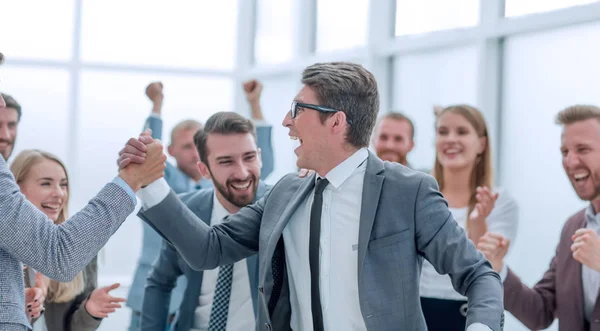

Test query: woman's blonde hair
[11,149,85,303]
[432,105,493,230]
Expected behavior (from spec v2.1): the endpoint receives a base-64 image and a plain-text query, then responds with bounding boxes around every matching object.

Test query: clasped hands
[117,130,166,191]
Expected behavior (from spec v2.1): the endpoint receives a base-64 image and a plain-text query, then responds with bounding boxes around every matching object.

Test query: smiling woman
[10,149,126,331]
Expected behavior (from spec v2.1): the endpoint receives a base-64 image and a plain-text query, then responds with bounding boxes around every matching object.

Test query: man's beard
[376,148,407,165]
[209,168,258,208]
[0,138,14,161]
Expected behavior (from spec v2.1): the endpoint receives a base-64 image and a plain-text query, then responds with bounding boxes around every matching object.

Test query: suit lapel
[264,174,316,260]
[357,152,385,281]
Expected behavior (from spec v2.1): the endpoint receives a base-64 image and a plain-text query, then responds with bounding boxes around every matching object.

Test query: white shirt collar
[212,191,231,224]
[317,148,368,189]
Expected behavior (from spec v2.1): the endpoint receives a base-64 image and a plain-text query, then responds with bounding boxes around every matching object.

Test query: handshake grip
[119,142,167,192]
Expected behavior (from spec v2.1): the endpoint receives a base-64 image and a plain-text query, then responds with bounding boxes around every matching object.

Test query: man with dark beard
[372,112,415,167]
[139,112,270,331]
[0,93,21,161]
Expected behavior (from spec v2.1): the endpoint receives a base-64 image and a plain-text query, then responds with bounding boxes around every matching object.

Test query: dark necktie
[208,264,233,331]
[309,177,329,331]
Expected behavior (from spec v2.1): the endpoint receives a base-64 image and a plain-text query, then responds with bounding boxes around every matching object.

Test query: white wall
[499,21,600,331]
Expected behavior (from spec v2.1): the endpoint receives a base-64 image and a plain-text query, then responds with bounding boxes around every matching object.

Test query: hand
[477,232,510,272]
[469,186,499,223]
[433,105,444,117]
[118,141,167,191]
[25,273,47,321]
[242,79,263,104]
[571,228,600,271]
[145,82,164,105]
[117,129,154,169]
[298,169,315,178]
[85,283,126,319]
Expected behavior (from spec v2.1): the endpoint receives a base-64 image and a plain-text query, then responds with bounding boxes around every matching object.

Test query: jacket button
[258,286,264,293]
[265,323,271,330]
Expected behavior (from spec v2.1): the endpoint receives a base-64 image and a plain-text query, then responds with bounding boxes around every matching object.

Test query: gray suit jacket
[140,152,504,331]
[141,183,270,331]
[0,155,135,330]
[127,115,275,314]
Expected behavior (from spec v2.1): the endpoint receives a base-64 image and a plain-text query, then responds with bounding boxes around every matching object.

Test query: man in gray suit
[141,111,271,331]
[127,81,275,329]
[0,52,168,331]
[124,62,503,331]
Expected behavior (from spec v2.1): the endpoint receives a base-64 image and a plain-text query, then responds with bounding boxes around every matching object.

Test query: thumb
[141,129,152,137]
[469,206,480,221]
[104,283,120,292]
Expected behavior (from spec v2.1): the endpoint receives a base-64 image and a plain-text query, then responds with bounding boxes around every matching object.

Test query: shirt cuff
[252,119,270,127]
[112,177,137,204]
[467,323,493,331]
[499,263,508,282]
[136,178,170,210]
[150,113,161,119]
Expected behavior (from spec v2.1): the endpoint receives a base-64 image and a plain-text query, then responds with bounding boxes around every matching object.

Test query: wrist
[119,170,142,192]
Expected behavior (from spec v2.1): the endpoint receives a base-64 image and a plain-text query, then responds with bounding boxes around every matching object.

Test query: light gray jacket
[140,152,504,331]
[0,156,135,330]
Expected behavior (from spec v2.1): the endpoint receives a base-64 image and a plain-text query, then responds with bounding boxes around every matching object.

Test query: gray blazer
[0,156,135,330]
[27,257,102,331]
[141,183,270,331]
[127,115,275,314]
[140,152,504,331]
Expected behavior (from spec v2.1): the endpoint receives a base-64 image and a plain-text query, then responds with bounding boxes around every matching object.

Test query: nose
[52,185,67,198]
[234,162,250,180]
[0,94,5,108]
[565,151,581,168]
[0,123,9,140]
[282,111,293,128]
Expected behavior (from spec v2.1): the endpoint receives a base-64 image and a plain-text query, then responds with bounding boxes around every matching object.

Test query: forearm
[138,179,260,270]
[464,270,504,331]
[0,159,135,281]
[468,220,488,246]
[69,300,103,331]
[249,101,263,120]
[503,267,556,330]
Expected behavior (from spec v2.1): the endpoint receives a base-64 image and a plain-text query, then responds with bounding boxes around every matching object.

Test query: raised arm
[137,178,266,270]
[142,240,184,331]
[0,142,165,281]
[243,79,274,179]
[414,175,503,331]
[143,82,164,140]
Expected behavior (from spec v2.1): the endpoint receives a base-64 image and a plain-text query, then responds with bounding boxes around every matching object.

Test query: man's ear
[167,145,175,157]
[257,148,263,168]
[197,161,211,179]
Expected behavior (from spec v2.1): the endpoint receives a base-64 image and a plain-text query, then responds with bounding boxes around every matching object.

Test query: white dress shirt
[137,157,492,331]
[581,205,600,321]
[420,189,519,301]
[137,187,255,331]
[283,148,368,331]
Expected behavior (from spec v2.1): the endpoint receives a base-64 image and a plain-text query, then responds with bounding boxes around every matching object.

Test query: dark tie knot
[315,178,329,195]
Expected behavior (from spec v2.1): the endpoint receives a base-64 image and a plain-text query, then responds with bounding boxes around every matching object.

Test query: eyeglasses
[290,101,352,125]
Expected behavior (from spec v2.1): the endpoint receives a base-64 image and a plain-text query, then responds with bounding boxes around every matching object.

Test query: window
[316,0,369,53]
[255,0,294,64]
[81,0,238,69]
[395,0,479,36]
[0,66,71,163]
[505,0,598,17]
[0,0,74,61]
[392,46,478,170]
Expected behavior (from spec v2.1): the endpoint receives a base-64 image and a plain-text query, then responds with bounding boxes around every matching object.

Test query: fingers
[572,228,595,241]
[119,153,145,167]
[105,283,121,292]
[571,241,585,252]
[122,141,148,157]
[298,168,309,178]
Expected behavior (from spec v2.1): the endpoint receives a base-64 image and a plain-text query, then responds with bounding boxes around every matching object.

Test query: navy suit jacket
[141,183,270,331]
[126,115,274,314]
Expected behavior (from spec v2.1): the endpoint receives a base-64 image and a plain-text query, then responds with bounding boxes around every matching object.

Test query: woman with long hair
[419,105,519,331]
[11,150,126,331]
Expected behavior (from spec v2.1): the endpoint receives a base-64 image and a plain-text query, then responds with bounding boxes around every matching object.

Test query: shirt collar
[212,191,231,220]
[316,148,368,189]
[585,204,600,228]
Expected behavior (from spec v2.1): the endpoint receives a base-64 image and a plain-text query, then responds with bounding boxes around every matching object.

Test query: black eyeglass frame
[290,101,352,125]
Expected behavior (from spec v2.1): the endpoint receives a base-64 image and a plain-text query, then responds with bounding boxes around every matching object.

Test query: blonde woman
[419,105,519,330]
[11,150,126,331]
